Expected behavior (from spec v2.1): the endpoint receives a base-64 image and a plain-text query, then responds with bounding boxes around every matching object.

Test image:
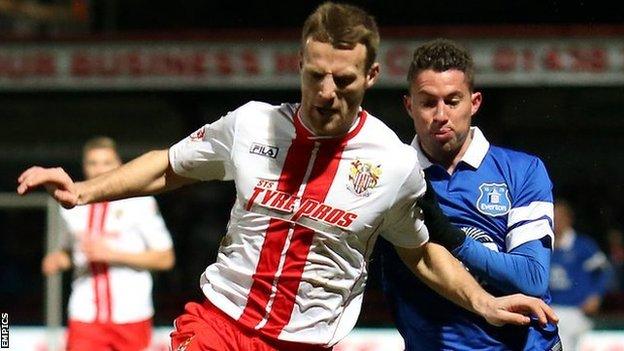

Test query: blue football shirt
[381,127,559,350]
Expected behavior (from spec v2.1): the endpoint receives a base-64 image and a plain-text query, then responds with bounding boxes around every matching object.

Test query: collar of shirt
[410,126,490,170]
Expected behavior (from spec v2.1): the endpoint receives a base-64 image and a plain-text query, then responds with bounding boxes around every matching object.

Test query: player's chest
[429,169,512,247]
[233,138,395,234]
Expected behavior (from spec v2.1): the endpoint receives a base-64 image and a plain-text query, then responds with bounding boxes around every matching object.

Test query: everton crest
[476,183,511,216]
[347,159,381,197]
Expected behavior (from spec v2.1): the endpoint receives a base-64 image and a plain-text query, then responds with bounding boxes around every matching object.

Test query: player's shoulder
[227,101,296,129]
[360,111,412,148]
[360,111,418,166]
[233,101,293,118]
[236,100,280,112]
[488,144,548,177]
[489,144,544,165]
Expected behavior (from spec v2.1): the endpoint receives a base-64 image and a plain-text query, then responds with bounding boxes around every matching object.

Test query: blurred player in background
[606,227,624,292]
[380,39,561,350]
[21,4,556,351]
[550,199,612,351]
[41,136,175,351]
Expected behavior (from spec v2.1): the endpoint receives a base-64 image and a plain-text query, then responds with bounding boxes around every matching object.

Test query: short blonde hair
[82,136,118,157]
[301,2,379,70]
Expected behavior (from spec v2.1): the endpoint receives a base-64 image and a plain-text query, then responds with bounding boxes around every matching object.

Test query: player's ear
[298,49,303,71]
[365,62,380,89]
[471,91,482,117]
[403,93,413,117]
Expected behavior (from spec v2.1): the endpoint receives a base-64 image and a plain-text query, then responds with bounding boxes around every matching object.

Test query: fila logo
[250,142,279,159]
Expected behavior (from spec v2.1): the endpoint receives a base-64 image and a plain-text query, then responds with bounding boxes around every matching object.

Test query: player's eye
[420,100,437,108]
[446,98,461,107]
[334,75,356,89]
[308,71,325,81]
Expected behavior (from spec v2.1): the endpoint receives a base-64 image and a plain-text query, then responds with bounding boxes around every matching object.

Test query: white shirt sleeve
[381,163,430,248]
[168,108,238,181]
[57,208,73,251]
[134,197,173,251]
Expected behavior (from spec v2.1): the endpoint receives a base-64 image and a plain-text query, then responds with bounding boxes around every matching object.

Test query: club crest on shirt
[476,183,511,217]
[347,159,381,197]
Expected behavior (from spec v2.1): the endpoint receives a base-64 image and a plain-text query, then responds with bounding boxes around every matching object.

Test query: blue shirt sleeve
[506,157,554,251]
[582,238,613,297]
[592,264,613,297]
[452,236,551,296]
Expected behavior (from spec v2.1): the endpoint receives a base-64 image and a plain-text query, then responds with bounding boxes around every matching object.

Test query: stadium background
[1,0,624,349]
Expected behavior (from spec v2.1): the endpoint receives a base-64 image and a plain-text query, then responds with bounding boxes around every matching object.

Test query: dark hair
[407,39,475,91]
[302,2,379,70]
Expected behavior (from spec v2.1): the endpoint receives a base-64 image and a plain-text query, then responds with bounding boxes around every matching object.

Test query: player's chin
[313,116,346,136]
[311,108,339,122]
[440,139,459,152]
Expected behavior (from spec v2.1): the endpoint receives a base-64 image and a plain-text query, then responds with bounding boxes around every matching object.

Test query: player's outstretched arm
[395,242,558,327]
[17,150,199,207]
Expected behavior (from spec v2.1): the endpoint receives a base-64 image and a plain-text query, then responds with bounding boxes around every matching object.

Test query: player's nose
[318,76,337,101]
[433,100,449,122]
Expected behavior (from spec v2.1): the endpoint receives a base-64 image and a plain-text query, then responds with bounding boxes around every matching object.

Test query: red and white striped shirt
[169,101,429,346]
[60,196,173,323]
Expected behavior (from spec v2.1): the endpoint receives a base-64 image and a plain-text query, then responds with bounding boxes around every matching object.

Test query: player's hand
[481,293,558,327]
[42,251,71,276]
[81,238,115,263]
[581,294,602,315]
[17,166,79,209]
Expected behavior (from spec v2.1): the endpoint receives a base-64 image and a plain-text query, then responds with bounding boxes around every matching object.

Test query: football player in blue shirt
[550,199,612,351]
[380,39,562,350]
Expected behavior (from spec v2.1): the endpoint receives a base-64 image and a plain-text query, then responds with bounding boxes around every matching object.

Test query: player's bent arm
[108,248,175,271]
[395,242,557,327]
[453,238,550,296]
[418,179,552,296]
[396,243,493,319]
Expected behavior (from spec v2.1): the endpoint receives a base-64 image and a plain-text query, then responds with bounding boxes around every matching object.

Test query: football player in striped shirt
[41,137,174,351]
[20,4,556,351]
